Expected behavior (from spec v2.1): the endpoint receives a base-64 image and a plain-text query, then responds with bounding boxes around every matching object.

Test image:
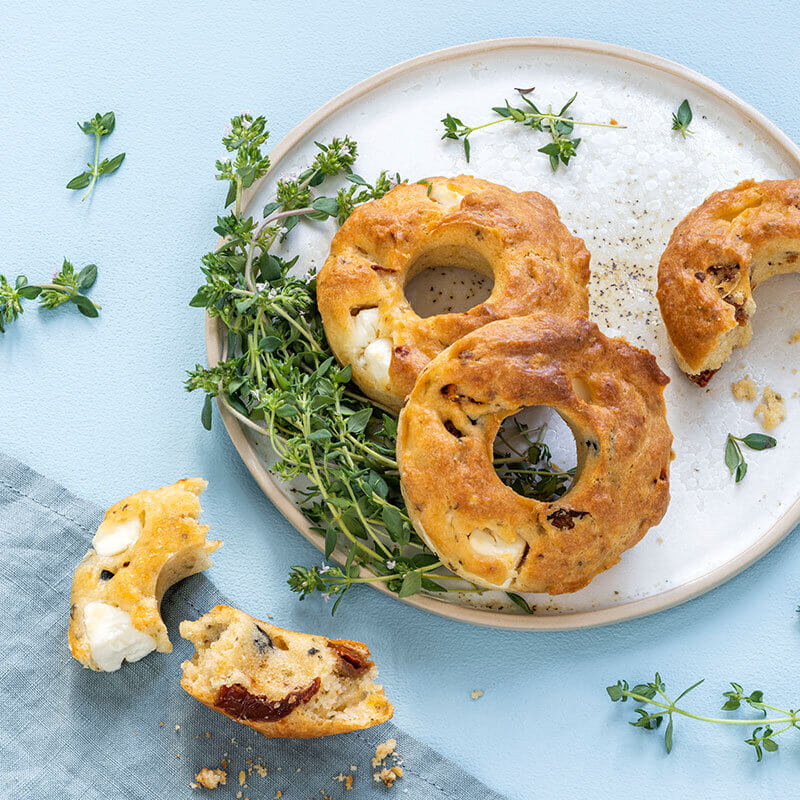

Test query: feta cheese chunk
[429,183,464,209]
[351,308,392,388]
[468,528,526,566]
[92,517,142,557]
[363,338,393,386]
[84,601,157,671]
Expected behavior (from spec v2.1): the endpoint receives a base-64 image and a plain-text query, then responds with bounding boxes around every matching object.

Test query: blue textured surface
[2,2,799,797]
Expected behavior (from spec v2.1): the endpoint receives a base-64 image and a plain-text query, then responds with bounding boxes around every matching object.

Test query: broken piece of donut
[316,175,590,410]
[657,179,800,385]
[396,314,673,595]
[179,605,393,738]
[68,478,221,671]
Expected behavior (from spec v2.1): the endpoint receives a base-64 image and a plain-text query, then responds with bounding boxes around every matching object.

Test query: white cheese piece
[352,307,380,349]
[92,517,142,557]
[351,308,392,388]
[84,602,157,672]
[429,183,464,209]
[468,528,526,566]
[363,337,393,387]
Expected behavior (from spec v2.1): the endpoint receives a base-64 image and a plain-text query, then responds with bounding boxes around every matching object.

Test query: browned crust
[396,314,672,595]
[657,178,800,380]
[317,175,591,410]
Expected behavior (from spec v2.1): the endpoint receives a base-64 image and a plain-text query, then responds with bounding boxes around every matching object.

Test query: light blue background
[3,2,800,797]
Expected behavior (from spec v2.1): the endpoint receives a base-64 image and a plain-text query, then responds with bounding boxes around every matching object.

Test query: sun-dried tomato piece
[328,640,373,676]
[215,679,320,721]
[547,508,589,530]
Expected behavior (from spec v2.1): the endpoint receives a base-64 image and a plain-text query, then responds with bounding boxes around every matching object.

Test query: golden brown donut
[68,478,221,671]
[180,605,393,739]
[657,179,800,385]
[316,175,590,410]
[396,314,673,595]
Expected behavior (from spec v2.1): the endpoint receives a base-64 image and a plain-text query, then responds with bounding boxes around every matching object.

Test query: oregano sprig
[441,88,624,169]
[608,675,798,761]
[0,259,100,332]
[724,432,776,482]
[67,112,125,201]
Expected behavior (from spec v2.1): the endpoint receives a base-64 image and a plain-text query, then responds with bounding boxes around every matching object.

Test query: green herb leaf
[66,172,92,190]
[740,433,777,450]
[201,394,213,430]
[506,592,534,614]
[76,264,98,291]
[398,570,422,598]
[671,99,694,139]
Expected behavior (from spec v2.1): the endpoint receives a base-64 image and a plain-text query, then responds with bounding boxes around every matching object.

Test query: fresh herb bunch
[0,259,100,333]
[187,113,568,612]
[724,432,776,482]
[608,674,798,761]
[671,99,694,139]
[67,112,125,201]
[441,88,624,169]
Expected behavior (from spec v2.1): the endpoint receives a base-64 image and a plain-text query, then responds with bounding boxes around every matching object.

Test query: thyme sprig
[67,112,125,201]
[724,432,776,482]
[441,88,624,169]
[608,674,799,761]
[671,99,694,139]
[187,113,568,611]
[0,259,100,333]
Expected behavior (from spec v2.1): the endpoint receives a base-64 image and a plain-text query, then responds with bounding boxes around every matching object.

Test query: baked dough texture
[68,478,221,671]
[657,179,800,385]
[180,605,393,739]
[396,314,673,595]
[316,175,590,410]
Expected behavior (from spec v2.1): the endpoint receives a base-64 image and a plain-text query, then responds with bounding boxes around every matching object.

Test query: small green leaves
[0,259,101,334]
[201,394,213,431]
[725,432,777,482]
[506,592,534,614]
[671,99,694,139]
[746,727,779,762]
[441,89,622,169]
[69,111,125,201]
[397,570,422,598]
[609,675,799,762]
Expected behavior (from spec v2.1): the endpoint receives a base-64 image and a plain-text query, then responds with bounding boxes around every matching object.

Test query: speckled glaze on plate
[206,38,800,630]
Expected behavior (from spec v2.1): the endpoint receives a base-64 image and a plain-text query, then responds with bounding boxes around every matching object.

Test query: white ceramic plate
[206,37,800,629]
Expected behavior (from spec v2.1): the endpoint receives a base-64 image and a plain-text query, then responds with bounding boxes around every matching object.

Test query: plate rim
[205,35,800,631]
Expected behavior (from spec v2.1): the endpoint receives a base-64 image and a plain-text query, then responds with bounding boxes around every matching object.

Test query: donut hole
[493,407,578,500]
[404,245,493,318]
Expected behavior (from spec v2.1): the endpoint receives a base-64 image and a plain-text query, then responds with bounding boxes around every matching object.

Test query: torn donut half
[179,605,393,739]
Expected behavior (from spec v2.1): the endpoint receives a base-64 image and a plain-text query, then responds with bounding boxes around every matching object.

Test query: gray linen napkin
[0,451,506,800]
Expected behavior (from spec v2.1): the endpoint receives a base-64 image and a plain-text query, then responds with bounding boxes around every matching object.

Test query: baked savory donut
[69,478,221,671]
[657,179,800,385]
[317,175,590,410]
[180,605,393,738]
[396,314,673,595]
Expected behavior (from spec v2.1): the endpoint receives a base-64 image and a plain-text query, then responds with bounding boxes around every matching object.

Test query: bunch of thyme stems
[186,113,571,612]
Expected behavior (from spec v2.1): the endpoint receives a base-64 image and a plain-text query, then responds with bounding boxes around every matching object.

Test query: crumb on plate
[754,385,786,430]
[731,374,757,401]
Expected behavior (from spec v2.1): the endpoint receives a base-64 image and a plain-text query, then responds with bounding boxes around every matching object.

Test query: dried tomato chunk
[215,679,320,721]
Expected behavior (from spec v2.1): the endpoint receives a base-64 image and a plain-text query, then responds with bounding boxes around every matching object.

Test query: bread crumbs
[731,374,757,401]
[471,689,484,700]
[789,329,800,344]
[192,768,227,789]
[372,739,403,788]
[754,386,786,430]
